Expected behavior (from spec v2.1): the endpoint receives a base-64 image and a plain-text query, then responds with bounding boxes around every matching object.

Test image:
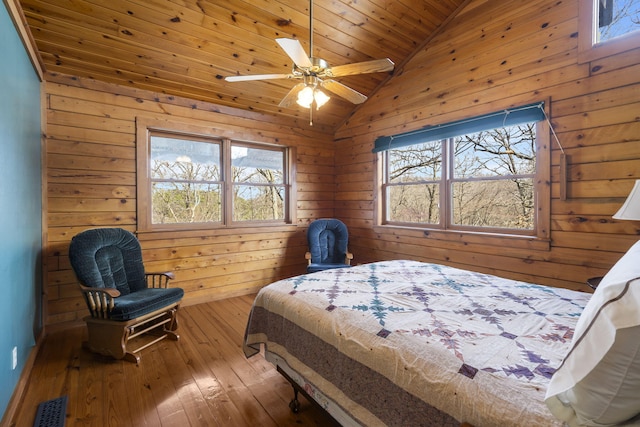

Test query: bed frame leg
[289,387,300,413]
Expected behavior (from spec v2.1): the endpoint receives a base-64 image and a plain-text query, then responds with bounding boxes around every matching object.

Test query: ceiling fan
[224,0,395,125]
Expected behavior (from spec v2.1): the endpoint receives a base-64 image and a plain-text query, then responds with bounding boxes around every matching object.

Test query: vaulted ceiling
[19,0,468,130]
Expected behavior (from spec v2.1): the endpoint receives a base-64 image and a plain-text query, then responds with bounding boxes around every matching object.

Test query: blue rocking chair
[305,219,354,273]
[69,228,184,363]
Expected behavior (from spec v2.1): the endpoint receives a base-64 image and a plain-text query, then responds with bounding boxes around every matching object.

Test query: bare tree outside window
[386,140,441,223]
[383,123,536,231]
[151,136,222,224]
[232,145,285,221]
[598,0,640,42]
[149,135,288,226]
[452,124,535,229]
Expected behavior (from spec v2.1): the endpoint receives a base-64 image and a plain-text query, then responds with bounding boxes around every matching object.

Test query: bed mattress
[244,260,591,426]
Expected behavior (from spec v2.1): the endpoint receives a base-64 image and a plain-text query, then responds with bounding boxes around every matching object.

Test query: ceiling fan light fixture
[314,89,330,109]
[296,86,315,108]
[296,85,330,109]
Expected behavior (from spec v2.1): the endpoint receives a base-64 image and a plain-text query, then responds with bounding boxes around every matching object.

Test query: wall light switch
[12,346,17,370]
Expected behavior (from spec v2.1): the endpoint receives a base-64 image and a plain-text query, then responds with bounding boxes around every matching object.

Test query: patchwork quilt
[244,260,591,426]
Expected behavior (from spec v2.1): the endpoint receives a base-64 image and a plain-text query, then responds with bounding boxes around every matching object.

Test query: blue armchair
[69,228,184,363]
[305,219,353,273]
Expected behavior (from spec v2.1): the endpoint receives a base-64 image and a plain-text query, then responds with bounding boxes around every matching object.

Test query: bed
[244,244,640,426]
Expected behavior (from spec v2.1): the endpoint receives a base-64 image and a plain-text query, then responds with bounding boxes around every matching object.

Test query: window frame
[136,117,296,232]
[375,110,550,243]
[578,0,640,63]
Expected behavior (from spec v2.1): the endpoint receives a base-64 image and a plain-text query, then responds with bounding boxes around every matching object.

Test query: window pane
[598,0,640,42]
[233,185,285,221]
[451,179,534,229]
[387,183,440,224]
[152,182,221,224]
[388,141,442,183]
[151,136,220,181]
[454,124,536,179]
[232,146,284,184]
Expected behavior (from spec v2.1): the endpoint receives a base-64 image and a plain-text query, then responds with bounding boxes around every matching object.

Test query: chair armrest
[145,272,175,289]
[305,252,354,266]
[79,284,120,319]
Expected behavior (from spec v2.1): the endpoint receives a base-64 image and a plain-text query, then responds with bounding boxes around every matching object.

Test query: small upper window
[579,0,640,62]
[597,0,640,43]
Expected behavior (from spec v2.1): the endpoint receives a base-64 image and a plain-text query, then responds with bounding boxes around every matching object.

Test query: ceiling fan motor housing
[294,57,330,76]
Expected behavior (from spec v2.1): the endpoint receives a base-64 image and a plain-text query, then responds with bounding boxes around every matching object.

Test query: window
[597,0,640,42]
[579,0,640,63]
[150,134,223,225]
[137,119,294,231]
[375,103,549,238]
[230,144,287,222]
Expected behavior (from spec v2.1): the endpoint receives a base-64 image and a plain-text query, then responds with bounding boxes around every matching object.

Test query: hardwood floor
[11,295,341,427]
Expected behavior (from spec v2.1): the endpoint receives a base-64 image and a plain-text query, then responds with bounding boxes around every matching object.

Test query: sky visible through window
[599,0,640,41]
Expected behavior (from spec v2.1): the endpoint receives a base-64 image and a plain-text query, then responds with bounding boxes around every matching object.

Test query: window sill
[136,223,299,240]
[373,225,551,252]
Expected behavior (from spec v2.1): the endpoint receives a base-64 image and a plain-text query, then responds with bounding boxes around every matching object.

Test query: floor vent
[33,396,67,427]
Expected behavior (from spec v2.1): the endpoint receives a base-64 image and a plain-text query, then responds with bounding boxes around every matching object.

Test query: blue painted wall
[0,3,43,419]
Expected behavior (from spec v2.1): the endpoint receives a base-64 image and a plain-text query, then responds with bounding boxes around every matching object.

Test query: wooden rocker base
[83,303,180,364]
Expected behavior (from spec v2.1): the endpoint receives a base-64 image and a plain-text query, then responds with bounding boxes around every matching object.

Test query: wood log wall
[335,0,640,290]
[44,75,336,326]
[44,0,639,327]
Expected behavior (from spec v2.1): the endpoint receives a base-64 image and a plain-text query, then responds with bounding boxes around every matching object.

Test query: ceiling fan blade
[326,58,395,77]
[225,73,293,82]
[278,83,307,109]
[321,80,368,104]
[276,38,313,69]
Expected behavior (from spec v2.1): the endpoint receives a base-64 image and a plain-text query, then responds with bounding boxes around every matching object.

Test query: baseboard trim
[1,328,46,427]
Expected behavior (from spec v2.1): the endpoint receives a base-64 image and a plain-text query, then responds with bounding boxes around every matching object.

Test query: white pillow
[546,240,640,426]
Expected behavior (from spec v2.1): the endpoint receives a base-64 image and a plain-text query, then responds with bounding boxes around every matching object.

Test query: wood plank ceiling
[19,0,467,130]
